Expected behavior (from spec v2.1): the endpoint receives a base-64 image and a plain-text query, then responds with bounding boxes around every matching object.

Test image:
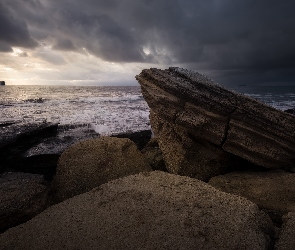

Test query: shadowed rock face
[136,68,295,176]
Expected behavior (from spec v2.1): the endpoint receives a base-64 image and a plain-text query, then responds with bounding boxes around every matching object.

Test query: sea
[1,85,295,135]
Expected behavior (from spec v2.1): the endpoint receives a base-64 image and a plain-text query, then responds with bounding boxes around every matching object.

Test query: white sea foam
[0,86,150,135]
[1,85,294,136]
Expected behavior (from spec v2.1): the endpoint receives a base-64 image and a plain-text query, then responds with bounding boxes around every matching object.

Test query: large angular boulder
[0,172,49,233]
[275,212,295,250]
[136,68,295,178]
[0,171,275,250]
[209,170,295,224]
[52,137,151,202]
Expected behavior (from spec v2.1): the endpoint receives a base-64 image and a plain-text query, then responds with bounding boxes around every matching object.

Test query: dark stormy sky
[1,0,295,86]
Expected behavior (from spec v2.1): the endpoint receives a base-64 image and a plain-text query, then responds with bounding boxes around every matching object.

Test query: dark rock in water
[0,123,99,180]
[0,122,58,172]
[52,137,151,202]
[0,171,275,250]
[285,108,295,115]
[209,170,295,226]
[136,67,295,179]
[111,130,152,150]
[5,155,60,181]
[25,124,99,156]
[0,81,5,86]
[0,172,49,233]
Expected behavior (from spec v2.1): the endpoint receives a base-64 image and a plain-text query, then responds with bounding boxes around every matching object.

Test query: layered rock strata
[136,68,295,178]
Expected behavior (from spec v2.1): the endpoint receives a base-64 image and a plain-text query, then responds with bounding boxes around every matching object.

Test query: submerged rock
[0,172,49,233]
[52,137,151,202]
[136,67,295,179]
[0,171,275,250]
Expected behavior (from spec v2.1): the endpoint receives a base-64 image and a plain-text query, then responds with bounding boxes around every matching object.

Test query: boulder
[0,171,275,250]
[0,172,49,233]
[0,81,5,85]
[136,68,295,177]
[209,170,295,224]
[52,137,151,202]
[275,212,295,250]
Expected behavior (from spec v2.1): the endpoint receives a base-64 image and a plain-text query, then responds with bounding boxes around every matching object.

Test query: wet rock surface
[0,172,49,233]
[0,171,275,250]
[136,67,295,178]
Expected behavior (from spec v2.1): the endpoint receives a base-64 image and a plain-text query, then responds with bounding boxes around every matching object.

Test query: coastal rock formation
[0,121,58,173]
[0,123,99,180]
[209,171,295,225]
[0,171,275,250]
[0,172,49,233]
[52,137,151,202]
[136,68,295,178]
[275,212,295,250]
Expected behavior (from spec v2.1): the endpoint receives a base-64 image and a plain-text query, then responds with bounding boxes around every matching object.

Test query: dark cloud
[1,0,295,85]
[0,1,38,50]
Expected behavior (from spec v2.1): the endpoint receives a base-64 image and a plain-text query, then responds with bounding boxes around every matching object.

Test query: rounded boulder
[52,137,151,201]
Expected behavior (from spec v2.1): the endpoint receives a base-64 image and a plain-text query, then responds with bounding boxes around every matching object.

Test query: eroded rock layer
[136,67,295,174]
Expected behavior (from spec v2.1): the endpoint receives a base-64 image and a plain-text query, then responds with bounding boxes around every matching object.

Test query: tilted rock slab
[0,171,275,250]
[136,68,295,174]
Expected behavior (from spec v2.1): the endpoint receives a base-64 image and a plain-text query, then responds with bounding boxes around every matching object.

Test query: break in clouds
[1,0,295,86]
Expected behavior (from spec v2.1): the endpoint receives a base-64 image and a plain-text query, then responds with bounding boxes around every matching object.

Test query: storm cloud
[1,0,295,86]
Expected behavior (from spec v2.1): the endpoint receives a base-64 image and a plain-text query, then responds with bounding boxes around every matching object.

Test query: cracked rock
[135,67,295,179]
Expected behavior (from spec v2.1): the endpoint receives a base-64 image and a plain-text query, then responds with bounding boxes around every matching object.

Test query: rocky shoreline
[1,67,295,249]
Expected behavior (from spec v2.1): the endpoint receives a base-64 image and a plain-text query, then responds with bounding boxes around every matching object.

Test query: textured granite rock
[209,170,295,225]
[0,172,49,233]
[0,171,275,250]
[136,67,295,177]
[52,137,151,202]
